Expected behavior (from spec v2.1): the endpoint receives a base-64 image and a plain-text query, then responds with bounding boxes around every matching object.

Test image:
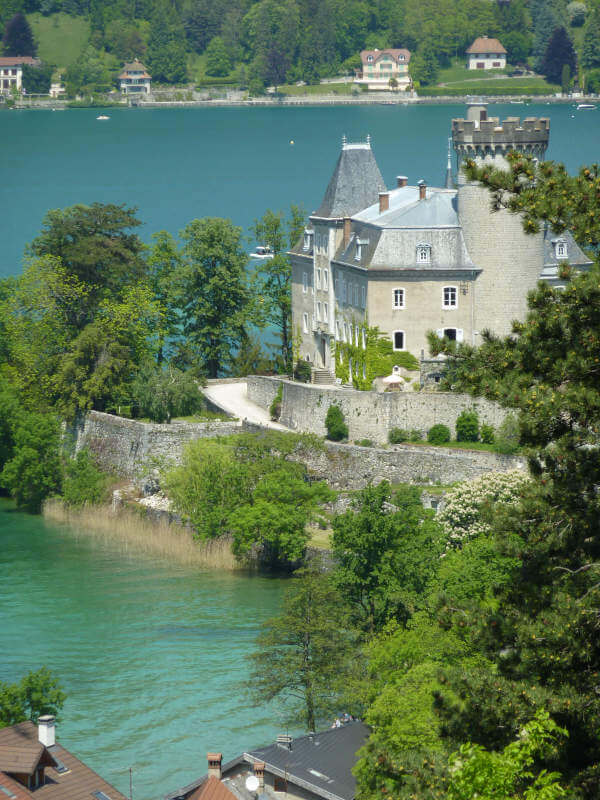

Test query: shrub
[294,360,312,383]
[495,414,521,454]
[132,365,204,423]
[456,410,479,442]
[480,424,495,444]
[409,429,423,441]
[355,439,374,447]
[62,448,109,507]
[427,424,451,445]
[270,385,283,421]
[388,427,409,444]
[325,405,348,441]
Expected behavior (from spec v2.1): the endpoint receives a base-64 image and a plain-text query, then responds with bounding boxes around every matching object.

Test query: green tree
[251,205,304,370]
[177,217,255,378]
[247,563,355,731]
[183,0,227,53]
[581,7,600,69]
[533,2,560,69]
[146,0,187,83]
[22,62,52,93]
[205,35,231,77]
[324,404,348,441]
[2,12,36,56]
[64,45,115,95]
[0,668,66,728]
[1,412,62,512]
[131,363,204,422]
[502,31,532,64]
[147,230,183,364]
[331,482,443,632]
[540,27,577,84]
[409,46,439,86]
[243,0,300,87]
[62,448,109,507]
[103,20,147,62]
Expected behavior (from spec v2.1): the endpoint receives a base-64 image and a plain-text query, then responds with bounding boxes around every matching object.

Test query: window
[554,239,568,259]
[355,238,368,261]
[323,303,328,322]
[274,778,287,792]
[493,61,501,67]
[443,286,457,308]
[316,269,321,290]
[393,330,405,351]
[335,277,339,296]
[393,288,405,309]
[343,322,348,342]
[0,786,17,799]
[361,285,366,308]
[362,328,366,349]
[349,323,353,343]
[355,326,359,347]
[323,269,328,290]
[354,284,359,306]
[367,55,373,62]
[303,313,308,333]
[316,302,321,321]
[336,320,341,339]
[303,230,312,251]
[93,793,114,800]
[416,244,431,264]
[302,272,308,293]
[323,233,328,253]
[342,280,347,303]
[437,328,464,342]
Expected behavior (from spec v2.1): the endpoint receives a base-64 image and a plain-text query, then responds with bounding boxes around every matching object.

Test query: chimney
[418,180,427,200]
[343,217,352,247]
[38,716,55,748]
[207,753,222,780]
[276,734,293,751]
[378,192,389,213]
[254,762,265,790]
[396,175,408,188]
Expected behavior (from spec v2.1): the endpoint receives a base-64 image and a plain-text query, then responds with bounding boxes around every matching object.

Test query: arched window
[416,244,431,264]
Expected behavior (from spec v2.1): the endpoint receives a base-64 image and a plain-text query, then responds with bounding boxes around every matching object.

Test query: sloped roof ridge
[313,146,386,219]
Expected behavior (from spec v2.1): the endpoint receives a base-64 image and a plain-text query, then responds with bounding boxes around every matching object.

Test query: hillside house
[0,715,128,799]
[466,37,507,69]
[119,59,151,95]
[354,49,411,91]
[166,722,370,800]
[0,56,39,94]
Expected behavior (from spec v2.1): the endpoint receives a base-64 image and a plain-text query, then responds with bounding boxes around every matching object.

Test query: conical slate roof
[313,141,386,219]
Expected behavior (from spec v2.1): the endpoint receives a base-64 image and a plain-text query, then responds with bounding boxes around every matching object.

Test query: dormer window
[416,244,431,264]
[554,239,568,260]
[367,55,373,63]
[303,229,313,251]
[355,238,368,261]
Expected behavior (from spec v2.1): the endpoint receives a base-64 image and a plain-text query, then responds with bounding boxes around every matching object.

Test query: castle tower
[452,102,550,340]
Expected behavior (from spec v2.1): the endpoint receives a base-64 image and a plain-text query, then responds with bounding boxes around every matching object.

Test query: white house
[466,37,507,70]
[0,56,39,94]
[354,48,411,91]
[119,59,152,95]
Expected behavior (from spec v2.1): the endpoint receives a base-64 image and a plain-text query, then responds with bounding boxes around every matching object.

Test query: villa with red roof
[354,49,411,91]
[466,36,507,70]
[0,56,39,94]
[118,59,151,95]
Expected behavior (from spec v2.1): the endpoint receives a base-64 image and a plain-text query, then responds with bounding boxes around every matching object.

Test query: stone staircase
[312,368,336,385]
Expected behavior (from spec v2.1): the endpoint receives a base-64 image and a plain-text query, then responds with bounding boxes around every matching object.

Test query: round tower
[452,102,550,340]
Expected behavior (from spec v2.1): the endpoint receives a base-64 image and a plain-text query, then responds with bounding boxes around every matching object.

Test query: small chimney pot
[38,716,55,748]
[207,753,223,780]
[254,761,265,790]
[418,180,427,201]
[343,217,352,248]
[378,192,390,213]
[396,175,408,188]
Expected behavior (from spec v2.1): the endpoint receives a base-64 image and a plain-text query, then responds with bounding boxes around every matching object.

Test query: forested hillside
[2,0,600,93]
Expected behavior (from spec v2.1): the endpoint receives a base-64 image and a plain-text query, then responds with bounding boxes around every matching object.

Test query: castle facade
[289,103,591,377]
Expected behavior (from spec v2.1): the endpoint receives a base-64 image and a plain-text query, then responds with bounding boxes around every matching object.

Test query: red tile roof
[466,37,507,54]
[0,57,38,66]
[360,48,411,65]
[0,771,32,800]
[189,776,238,800]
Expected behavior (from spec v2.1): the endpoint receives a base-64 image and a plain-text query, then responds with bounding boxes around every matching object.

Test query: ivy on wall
[334,323,418,390]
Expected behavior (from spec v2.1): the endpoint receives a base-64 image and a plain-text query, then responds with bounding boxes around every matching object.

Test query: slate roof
[353,185,459,227]
[245,722,369,800]
[0,722,128,800]
[313,144,385,219]
[466,37,506,54]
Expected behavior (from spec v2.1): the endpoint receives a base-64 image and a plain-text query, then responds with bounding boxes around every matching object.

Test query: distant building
[0,715,128,799]
[0,56,39,94]
[354,49,411,91]
[49,82,65,98]
[166,722,370,800]
[118,59,151,95]
[466,36,507,70]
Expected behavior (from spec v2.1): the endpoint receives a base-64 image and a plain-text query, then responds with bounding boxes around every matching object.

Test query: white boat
[577,103,596,110]
[249,245,274,259]
[96,114,110,120]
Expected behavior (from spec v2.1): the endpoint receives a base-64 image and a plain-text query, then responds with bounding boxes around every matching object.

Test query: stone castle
[290,102,591,377]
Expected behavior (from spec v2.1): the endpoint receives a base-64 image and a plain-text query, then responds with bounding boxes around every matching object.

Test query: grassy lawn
[441,76,556,90]
[278,82,354,96]
[28,12,89,71]
[307,526,332,549]
[437,62,510,84]
[187,52,207,83]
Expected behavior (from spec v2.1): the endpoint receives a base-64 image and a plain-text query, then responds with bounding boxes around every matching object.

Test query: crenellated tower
[452,101,550,340]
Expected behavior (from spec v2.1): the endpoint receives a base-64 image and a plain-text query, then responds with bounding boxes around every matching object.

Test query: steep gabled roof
[189,776,238,800]
[313,143,385,220]
[360,49,411,65]
[466,37,506,54]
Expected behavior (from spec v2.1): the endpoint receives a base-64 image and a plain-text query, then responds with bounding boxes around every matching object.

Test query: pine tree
[540,26,577,84]
[146,1,187,84]
[532,1,559,69]
[2,12,36,57]
[581,7,600,69]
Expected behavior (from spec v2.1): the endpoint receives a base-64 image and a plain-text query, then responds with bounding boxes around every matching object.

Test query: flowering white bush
[439,470,530,549]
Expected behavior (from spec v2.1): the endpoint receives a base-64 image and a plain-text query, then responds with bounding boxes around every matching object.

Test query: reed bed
[43,499,238,570]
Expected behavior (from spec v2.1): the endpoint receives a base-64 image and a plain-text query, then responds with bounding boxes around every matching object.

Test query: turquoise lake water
[1,103,599,277]
[0,502,288,800]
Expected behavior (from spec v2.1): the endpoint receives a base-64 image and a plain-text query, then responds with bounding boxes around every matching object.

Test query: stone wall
[246,376,507,443]
[291,440,525,490]
[71,411,240,476]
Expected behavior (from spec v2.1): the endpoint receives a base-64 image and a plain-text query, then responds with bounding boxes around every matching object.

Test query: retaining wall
[246,376,508,443]
[71,411,240,476]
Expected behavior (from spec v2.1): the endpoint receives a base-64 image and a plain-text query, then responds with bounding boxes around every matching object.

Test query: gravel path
[203,381,288,431]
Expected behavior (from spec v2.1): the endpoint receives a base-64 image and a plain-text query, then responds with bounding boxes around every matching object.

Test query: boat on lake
[96,114,110,120]
[250,245,274,259]
[576,103,596,110]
